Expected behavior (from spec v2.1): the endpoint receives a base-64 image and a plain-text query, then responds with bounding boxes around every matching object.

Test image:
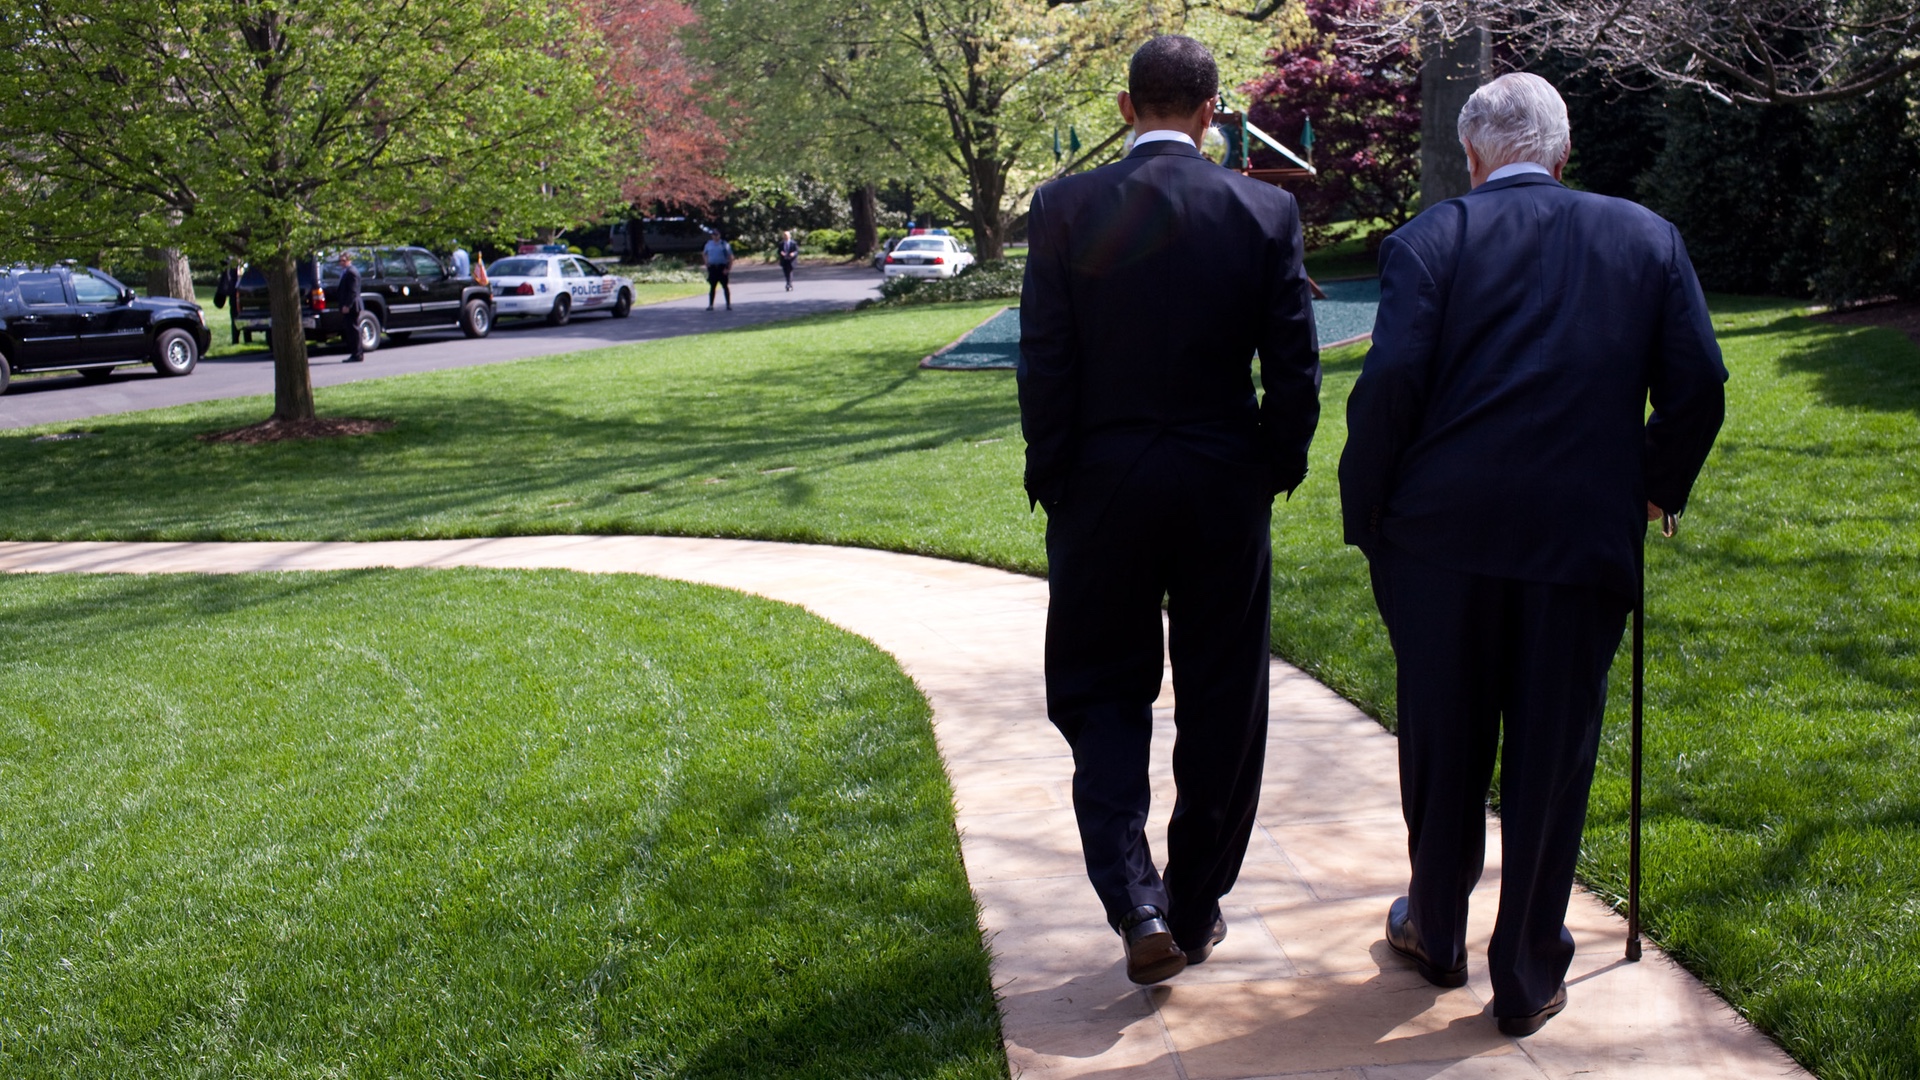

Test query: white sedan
[882,236,975,280]
[485,254,634,325]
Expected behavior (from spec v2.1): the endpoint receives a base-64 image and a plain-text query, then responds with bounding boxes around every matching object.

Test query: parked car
[618,217,712,262]
[485,254,635,325]
[882,235,974,280]
[0,264,209,394]
[229,246,493,355]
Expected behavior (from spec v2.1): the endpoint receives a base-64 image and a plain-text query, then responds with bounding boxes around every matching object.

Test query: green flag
[1053,126,1062,162]
[1069,125,1081,154]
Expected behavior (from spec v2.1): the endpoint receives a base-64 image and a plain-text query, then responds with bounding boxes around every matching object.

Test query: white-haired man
[1339,72,1726,1035]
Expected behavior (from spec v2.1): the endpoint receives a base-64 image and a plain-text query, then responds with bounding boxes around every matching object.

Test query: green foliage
[0,0,617,263]
[0,569,1003,1077]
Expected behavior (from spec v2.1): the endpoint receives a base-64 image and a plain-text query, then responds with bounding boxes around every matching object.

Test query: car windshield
[895,239,947,252]
[488,258,549,278]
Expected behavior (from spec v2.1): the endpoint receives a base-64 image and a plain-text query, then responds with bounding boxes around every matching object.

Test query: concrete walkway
[0,536,1807,1080]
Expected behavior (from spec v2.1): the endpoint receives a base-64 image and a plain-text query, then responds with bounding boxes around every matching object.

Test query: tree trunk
[849,184,878,258]
[144,247,194,300]
[966,160,1009,261]
[265,249,316,422]
[1419,17,1488,208]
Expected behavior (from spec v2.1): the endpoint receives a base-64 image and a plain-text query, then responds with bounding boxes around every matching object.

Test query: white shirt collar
[1132,129,1196,149]
[1486,161,1553,182]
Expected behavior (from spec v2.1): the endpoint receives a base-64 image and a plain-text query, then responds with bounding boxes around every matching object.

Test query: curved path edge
[0,537,1806,1079]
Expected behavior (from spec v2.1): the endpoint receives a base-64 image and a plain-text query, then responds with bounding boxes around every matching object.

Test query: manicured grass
[1303,219,1385,280]
[0,569,1001,1078]
[9,293,1920,1075]
[0,302,1042,569]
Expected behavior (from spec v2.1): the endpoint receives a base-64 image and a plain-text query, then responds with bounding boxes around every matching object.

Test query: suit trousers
[1044,439,1273,946]
[1368,544,1629,1016]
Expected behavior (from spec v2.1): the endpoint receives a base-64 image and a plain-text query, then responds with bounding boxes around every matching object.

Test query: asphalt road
[0,263,883,430]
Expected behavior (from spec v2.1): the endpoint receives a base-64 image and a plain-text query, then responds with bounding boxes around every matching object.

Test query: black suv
[230,246,493,355]
[0,265,209,395]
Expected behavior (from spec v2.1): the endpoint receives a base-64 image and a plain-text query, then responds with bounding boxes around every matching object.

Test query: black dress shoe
[1385,896,1467,988]
[1119,905,1187,985]
[1180,912,1229,965]
[1497,983,1568,1037]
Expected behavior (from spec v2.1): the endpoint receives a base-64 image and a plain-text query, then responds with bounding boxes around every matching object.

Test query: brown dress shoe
[1386,896,1467,988]
[1497,983,1568,1037]
[1119,905,1187,985]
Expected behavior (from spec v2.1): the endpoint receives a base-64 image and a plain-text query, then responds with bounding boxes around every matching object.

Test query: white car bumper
[491,293,556,317]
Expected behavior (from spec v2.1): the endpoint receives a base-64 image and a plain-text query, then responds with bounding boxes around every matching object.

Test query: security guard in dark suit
[336,251,365,363]
[1018,34,1321,985]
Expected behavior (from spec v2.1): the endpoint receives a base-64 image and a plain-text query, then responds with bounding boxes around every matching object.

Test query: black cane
[1627,545,1644,962]
[1627,511,1676,962]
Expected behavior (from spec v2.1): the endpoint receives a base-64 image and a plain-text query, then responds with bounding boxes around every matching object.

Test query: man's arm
[1338,231,1444,551]
[1255,194,1322,497]
[1017,186,1077,510]
[1643,226,1728,517]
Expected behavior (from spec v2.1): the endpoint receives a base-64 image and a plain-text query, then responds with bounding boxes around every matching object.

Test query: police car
[484,252,634,325]
[881,233,975,280]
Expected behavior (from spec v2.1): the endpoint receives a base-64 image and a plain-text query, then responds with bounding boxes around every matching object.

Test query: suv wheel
[546,295,571,326]
[354,311,382,353]
[0,352,11,396]
[611,289,633,319]
[461,297,493,338]
[152,328,199,377]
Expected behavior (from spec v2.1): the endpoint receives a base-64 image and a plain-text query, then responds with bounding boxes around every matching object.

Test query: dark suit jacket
[337,263,363,314]
[1338,173,1727,599]
[1018,140,1321,511]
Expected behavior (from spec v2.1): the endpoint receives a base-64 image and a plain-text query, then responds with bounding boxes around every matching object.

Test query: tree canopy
[0,0,623,420]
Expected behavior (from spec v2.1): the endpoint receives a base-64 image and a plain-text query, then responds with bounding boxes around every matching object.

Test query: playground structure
[1209,106,1316,187]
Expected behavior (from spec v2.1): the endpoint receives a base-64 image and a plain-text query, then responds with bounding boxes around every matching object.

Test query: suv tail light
[514,283,535,296]
[309,288,326,312]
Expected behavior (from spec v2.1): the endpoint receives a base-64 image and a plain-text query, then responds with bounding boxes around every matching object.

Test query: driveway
[0,263,882,430]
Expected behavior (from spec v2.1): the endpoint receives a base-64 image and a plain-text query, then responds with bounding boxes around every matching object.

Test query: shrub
[863,259,1024,307]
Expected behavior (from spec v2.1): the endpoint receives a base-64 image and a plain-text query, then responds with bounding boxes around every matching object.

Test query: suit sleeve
[1017,186,1077,510]
[1338,231,1442,552]
[1643,225,1728,515]
[1256,194,1323,497]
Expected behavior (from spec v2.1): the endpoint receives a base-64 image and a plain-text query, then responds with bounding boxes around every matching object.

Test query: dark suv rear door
[376,248,421,327]
[9,271,80,367]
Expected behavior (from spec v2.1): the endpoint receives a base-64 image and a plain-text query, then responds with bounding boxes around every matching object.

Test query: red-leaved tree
[582,0,733,211]
[1245,0,1420,250]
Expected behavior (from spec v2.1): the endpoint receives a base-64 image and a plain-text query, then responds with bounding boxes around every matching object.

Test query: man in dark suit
[336,251,365,364]
[1339,72,1726,1036]
[1018,34,1321,985]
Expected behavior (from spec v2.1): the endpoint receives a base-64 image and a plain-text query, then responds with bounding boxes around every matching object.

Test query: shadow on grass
[0,313,1024,542]
[1774,317,1920,415]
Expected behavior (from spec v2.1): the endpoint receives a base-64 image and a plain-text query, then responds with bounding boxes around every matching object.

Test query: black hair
[1128,35,1217,118]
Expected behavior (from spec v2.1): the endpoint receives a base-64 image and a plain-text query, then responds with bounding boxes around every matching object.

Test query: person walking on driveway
[1018,33,1321,987]
[704,230,735,311]
[1339,72,1727,1038]
[336,250,365,363]
[777,231,800,291]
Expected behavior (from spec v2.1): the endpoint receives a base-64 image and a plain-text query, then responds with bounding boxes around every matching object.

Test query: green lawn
[6,294,1919,1076]
[0,569,1001,1078]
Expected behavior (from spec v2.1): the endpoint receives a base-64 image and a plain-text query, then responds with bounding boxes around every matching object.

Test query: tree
[696,0,1274,261]
[585,0,734,212]
[1334,0,1920,105]
[1245,0,1420,248]
[0,0,617,423]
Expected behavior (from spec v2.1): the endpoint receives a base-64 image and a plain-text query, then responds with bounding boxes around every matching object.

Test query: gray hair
[1457,72,1571,170]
